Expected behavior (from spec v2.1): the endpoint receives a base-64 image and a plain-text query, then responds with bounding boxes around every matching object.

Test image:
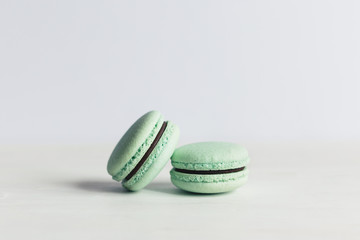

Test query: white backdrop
[1,0,359,144]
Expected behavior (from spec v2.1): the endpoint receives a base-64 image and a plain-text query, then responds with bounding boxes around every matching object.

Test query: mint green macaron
[107,111,179,191]
[170,142,250,194]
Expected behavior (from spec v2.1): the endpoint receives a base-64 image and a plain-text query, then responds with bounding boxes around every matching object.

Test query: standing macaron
[107,111,179,191]
[170,142,250,194]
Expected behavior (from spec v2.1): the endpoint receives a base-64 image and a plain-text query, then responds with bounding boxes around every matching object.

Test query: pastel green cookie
[107,111,179,191]
[170,142,250,194]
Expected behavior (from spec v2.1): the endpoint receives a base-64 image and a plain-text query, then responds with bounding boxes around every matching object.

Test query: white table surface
[1,142,359,240]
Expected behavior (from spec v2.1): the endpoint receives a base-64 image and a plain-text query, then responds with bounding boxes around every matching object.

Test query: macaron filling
[173,166,246,175]
[124,121,168,181]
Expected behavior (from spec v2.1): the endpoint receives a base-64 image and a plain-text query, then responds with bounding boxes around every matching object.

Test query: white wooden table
[1,142,359,240]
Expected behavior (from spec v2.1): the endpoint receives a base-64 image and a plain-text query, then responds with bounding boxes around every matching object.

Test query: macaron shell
[171,142,249,171]
[107,111,163,180]
[170,168,249,194]
[122,121,180,191]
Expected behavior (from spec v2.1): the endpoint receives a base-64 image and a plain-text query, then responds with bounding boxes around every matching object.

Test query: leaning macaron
[107,111,179,191]
[170,142,249,194]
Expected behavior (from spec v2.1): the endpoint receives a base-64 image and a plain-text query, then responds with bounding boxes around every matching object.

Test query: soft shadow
[144,181,188,195]
[72,180,131,194]
[71,180,232,196]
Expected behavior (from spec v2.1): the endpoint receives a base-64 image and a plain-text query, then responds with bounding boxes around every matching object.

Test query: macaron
[170,142,250,194]
[107,111,179,191]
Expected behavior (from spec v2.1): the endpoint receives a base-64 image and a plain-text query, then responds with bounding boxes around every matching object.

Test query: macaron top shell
[107,111,163,181]
[171,142,249,171]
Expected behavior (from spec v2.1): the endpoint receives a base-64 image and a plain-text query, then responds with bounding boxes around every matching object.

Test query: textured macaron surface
[170,168,249,184]
[122,121,180,191]
[170,168,249,194]
[170,142,250,193]
[107,111,163,181]
[171,142,249,171]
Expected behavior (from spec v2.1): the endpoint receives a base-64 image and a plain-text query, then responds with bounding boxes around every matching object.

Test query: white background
[1,1,360,240]
[1,0,359,144]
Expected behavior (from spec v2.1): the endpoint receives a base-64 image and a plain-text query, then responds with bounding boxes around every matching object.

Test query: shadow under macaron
[71,179,234,196]
[72,180,131,194]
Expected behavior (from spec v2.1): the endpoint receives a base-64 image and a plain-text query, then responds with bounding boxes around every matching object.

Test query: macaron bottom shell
[122,121,179,191]
[170,168,249,194]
